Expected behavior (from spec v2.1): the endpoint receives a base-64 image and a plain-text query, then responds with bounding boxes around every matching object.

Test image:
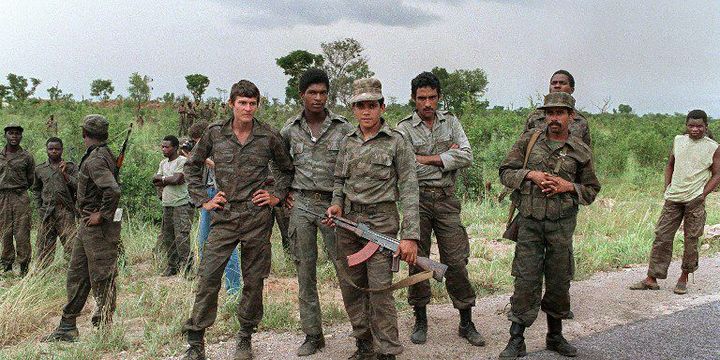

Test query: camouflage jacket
[524,109,591,146]
[77,144,121,222]
[0,146,35,192]
[395,110,473,188]
[185,117,293,207]
[499,130,600,220]
[332,120,420,240]
[31,160,79,217]
[280,109,354,193]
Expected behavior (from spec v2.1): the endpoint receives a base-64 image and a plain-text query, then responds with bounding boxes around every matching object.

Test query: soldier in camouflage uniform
[182,80,294,360]
[32,137,79,267]
[43,115,122,342]
[395,72,484,347]
[499,93,600,359]
[278,68,354,356]
[153,135,194,276]
[0,123,35,276]
[325,78,419,360]
[523,70,591,146]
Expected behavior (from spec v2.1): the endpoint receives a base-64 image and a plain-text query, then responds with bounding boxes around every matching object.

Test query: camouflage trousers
[287,191,337,336]
[36,207,77,267]
[161,204,194,272]
[183,202,273,336]
[0,191,32,268]
[647,197,705,279]
[273,205,291,252]
[508,215,576,327]
[61,220,121,326]
[336,202,402,356]
[408,189,475,309]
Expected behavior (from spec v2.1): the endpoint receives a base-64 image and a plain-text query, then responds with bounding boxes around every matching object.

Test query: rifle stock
[415,256,447,282]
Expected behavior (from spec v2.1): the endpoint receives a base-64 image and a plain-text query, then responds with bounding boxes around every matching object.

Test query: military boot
[184,329,206,360]
[162,266,178,277]
[297,333,325,356]
[410,306,428,344]
[1,262,11,273]
[458,308,486,346]
[377,354,396,360]
[499,322,526,359]
[234,334,253,360]
[19,262,29,277]
[348,338,374,359]
[42,319,79,342]
[546,316,577,357]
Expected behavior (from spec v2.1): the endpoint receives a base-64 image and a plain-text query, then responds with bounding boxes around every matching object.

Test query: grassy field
[0,101,718,359]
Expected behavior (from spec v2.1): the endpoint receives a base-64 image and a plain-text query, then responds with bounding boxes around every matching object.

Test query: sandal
[673,282,687,295]
[629,280,660,290]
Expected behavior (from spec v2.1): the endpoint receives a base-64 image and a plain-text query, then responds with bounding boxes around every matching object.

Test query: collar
[220,117,269,139]
[410,110,448,127]
[349,119,393,140]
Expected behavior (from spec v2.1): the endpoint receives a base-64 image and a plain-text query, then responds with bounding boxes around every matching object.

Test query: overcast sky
[1,0,718,116]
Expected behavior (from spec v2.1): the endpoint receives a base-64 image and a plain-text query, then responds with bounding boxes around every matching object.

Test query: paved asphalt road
[528,300,720,360]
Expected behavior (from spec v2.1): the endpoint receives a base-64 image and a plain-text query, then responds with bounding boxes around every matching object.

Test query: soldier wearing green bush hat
[499,92,601,359]
[0,122,35,276]
[43,114,122,342]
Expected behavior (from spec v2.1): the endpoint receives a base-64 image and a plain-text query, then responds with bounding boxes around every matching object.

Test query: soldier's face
[4,129,22,146]
[353,101,385,130]
[229,96,258,124]
[300,83,328,114]
[413,87,440,121]
[686,118,707,140]
[161,141,176,158]
[549,74,574,94]
[46,142,63,161]
[545,107,573,135]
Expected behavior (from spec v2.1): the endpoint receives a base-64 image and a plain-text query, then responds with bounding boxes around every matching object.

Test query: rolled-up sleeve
[499,134,532,189]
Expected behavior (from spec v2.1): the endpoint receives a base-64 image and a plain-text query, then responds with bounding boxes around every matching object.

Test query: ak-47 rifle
[296,204,448,282]
[115,123,133,177]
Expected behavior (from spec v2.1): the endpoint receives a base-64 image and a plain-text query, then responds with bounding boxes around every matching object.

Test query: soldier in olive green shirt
[0,123,35,276]
[325,78,418,360]
[395,71,484,347]
[278,69,354,356]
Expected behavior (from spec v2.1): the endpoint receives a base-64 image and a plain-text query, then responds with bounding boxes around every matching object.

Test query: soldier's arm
[438,116,473,172]
[702,148,720,198]
[87,157,121,222]
[185,129,213,207]
[31,169,43,208]
[499,134,531,189]
[162,158,186,185]
[268,133,294,202]
[574,158,601,206]
[664,153,675,190]
[395,137,420,241]
[25,155,35,189]
[331,140,348,208]
[268,125,293,199]
[66,163,79,193]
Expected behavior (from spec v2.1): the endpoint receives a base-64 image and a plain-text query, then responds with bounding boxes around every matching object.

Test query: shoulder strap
[523,130,542,169]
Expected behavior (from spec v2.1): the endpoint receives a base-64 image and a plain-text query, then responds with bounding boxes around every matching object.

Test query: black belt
[296,189,333,201]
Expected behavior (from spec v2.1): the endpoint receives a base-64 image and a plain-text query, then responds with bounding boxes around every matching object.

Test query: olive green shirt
[0,145,35,192]
[332,120,420,240]
[185,117,294,207]
[280,109,354,193]
[77,144,121,222]
[665,135,719,203]
[499,130,600,220]
[32,160,79,217]
[395,110,473,188]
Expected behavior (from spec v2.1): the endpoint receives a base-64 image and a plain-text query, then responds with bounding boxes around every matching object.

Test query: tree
[185,74,210,103]
[128,72,153,105]
[321,38,374,106]
[276,50,324,104]
[90,79,114,100]
[47,83,63,101]
[6,73,41,103]
[161,92,176,104]
[617,104,633,114]
[430,67,488,114]
[0,85,7,109]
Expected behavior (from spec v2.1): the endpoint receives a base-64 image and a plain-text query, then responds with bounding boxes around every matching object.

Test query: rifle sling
[506,130,542,226]
[332,258,434,293]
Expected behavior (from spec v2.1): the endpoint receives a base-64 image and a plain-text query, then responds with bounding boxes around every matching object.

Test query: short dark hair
[82,128,108,142]
[299,68,330,94]
[163,135,180,148]
[188,120,209,140]
[411,72,442,98]
[229,80,260,103]
[687,109,708,124]
[552,70,575,88]
[46,137,63,147]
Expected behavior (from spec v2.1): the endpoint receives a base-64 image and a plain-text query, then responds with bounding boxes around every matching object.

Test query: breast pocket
[434,135,453,153]
[369,154,394,180]
[292,142,309,164]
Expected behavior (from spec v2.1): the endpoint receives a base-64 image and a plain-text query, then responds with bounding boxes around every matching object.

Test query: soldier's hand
[541,176,575,196]
[526,170,552,189]
[59,161,67,174]
[324,205,342,226]
[204,158,215,169]
[284,192,295,209]
[396,239,418,265]
[252,189,280,207]
[83,211,103,226]
[450,143,459,149]
[202,191,227,211]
